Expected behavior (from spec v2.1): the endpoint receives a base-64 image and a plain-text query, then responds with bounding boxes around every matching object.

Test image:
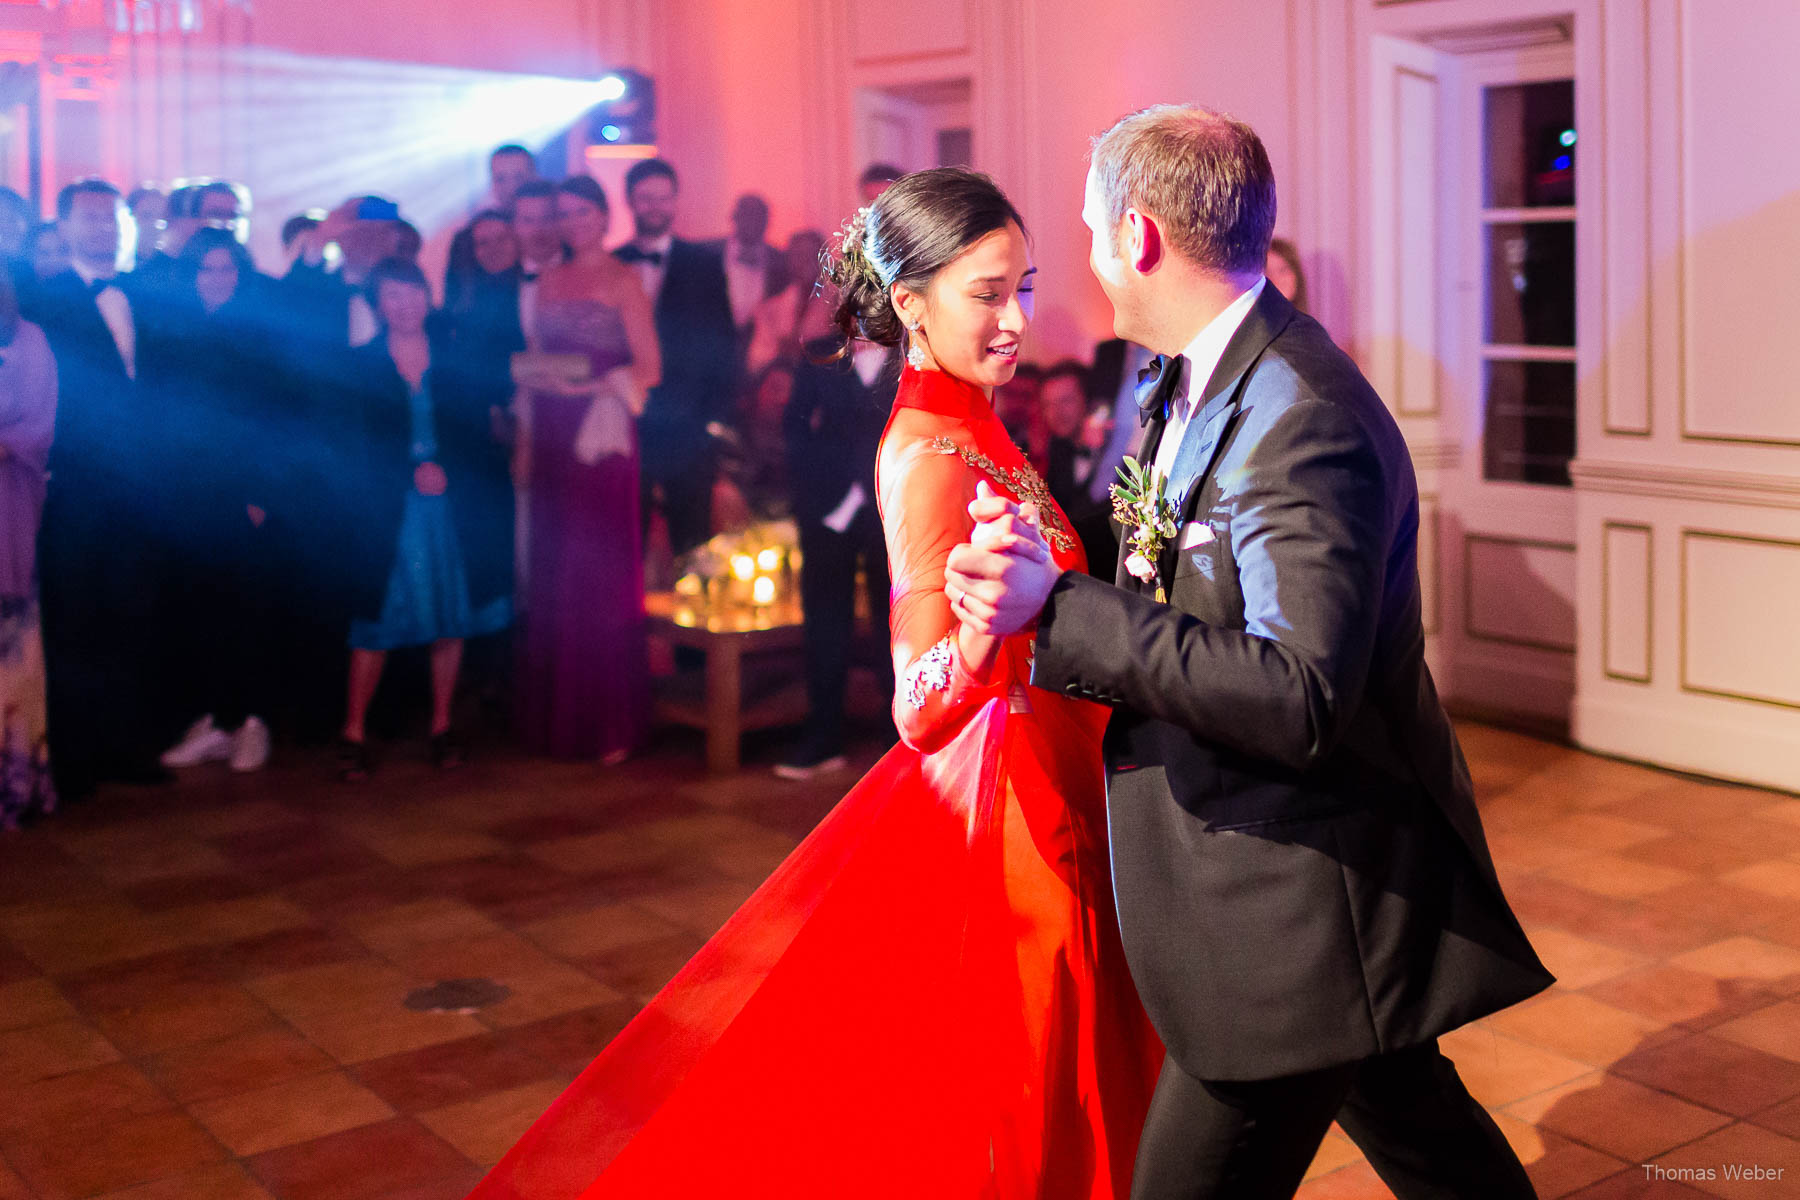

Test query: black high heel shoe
[336,737,373,783]
[430,731,468,770]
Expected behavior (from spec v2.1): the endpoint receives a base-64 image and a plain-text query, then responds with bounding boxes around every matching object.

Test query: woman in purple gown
[516,176,661,761]
[0,262,57,824]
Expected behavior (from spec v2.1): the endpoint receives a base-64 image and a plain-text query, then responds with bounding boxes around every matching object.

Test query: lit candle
[757,547,781,572]
[730,555,756,582]
[752,575,776,607]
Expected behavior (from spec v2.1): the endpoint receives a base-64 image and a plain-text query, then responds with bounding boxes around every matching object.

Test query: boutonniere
[1110,456,1179,602]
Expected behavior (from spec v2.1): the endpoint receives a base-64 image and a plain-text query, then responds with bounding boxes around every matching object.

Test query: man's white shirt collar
[71,260,117,288]
[1172,276,1266,421]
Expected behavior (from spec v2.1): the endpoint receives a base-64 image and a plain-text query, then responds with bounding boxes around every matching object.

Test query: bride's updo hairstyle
[823,166,1026,351]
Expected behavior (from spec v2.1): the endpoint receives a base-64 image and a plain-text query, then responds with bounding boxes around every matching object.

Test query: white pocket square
[1179,522,1216,550]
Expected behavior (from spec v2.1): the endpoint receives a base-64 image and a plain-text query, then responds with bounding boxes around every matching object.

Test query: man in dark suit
[274,195,406,740]
[774,336,900,779]
[945,106,1550,1199]
[29,179,163,797]
[615,158,737,557]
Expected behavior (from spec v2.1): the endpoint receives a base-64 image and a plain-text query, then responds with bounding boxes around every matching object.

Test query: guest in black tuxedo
[126,186,166,267]
[511,180,569,364]
[283,194,404,353]
[718,192,781,349]
[1081,335,1154,575]
[30,179,162,797]
[774,335,899,779]
[615,158,737,557]
[1040,358,1116,571]
[276,194,406,739]
[486,143,538,212]
[948,106,1549,1200]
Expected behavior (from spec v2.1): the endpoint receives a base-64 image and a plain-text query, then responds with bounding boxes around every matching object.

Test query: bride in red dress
[467,168,1162,1200]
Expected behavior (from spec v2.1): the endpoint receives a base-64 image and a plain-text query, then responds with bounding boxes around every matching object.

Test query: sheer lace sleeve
[877,427,1020,753]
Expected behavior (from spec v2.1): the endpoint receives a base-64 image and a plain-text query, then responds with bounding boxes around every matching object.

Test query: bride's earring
[905,321,927,370]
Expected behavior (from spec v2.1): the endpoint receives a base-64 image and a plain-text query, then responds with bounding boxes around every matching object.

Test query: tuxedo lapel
[1155,284,1297,587]
[1157,396,1239,585]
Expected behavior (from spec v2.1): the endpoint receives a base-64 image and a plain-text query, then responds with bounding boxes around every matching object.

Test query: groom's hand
[945,482,1063,637]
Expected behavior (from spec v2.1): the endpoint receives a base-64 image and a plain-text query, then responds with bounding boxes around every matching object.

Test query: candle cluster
[672,519,802,616]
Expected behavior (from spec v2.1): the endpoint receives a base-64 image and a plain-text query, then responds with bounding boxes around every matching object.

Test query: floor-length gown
[469,365,1162,1199]
[516,298,648,759]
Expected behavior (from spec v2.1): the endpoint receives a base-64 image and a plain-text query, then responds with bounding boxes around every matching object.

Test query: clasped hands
[944,481,1064,638]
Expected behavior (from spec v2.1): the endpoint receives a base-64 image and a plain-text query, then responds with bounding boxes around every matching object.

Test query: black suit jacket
[26,270,141,512]
[619,238,736,474]
[783,338,899,526]
[1032,285,1551,1082]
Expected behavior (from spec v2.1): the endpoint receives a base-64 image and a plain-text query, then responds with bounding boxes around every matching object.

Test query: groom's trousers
[1130,1040,1537,1200]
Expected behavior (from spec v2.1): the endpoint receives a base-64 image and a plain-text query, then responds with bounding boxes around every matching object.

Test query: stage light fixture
[586,68,654,146]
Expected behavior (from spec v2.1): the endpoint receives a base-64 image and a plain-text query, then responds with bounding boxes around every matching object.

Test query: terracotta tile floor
[2,721,1798,1198]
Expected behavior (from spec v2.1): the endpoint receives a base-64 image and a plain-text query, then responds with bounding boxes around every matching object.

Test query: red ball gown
[467,365,1163,1199]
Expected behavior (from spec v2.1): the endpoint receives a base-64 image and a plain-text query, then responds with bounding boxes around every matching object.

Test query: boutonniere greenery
[1110,456,1179,602]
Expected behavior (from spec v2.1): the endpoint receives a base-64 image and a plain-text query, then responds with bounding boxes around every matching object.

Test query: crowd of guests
[0,144,1312,821]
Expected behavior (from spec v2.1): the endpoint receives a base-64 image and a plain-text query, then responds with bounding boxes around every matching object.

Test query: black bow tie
[87,277,117,298]
[617,245,665,267]
[1134,353,1187,427]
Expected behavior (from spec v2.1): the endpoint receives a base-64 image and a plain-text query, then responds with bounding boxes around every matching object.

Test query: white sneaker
[230,716,271,773]
[161,715,233,768]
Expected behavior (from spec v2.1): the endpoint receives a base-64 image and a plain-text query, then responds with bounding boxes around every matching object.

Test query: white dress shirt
[724,239,769,328]
[71,261,136,379]
[348,293,379,348]
[1152,277,1266,480]
[1089,341,1156,504]
[631,233,674,308]
[518,255,558,348]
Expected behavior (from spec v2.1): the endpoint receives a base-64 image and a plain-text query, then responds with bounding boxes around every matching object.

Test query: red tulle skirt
[468,693,1163,1199]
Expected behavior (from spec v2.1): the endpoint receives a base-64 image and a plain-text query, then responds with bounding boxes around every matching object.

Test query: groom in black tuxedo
[945,106,1551,1199]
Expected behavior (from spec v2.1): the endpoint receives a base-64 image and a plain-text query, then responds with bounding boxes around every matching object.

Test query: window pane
[1484,79,1575,209]
[1483,360,1576,487]
[1486,221,1576,346]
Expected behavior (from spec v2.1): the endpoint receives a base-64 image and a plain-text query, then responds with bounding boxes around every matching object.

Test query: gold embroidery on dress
[928,436,1075,553]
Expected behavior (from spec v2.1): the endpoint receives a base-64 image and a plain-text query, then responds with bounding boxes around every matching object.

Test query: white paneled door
[1371,30,1585,726]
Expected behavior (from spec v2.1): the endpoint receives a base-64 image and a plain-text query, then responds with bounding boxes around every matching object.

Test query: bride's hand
[968,483,1049,562]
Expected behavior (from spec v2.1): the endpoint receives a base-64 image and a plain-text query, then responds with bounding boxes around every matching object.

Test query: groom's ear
[1126,209,1165,276]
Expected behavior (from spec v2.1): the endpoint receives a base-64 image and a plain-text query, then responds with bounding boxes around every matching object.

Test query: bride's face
[895,221,1034,394]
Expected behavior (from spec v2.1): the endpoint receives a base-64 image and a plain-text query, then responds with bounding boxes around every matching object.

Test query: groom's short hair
[1090,105,1276,276]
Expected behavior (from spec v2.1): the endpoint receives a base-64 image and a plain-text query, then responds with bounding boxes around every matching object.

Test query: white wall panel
[1682,532,1800,708]
[1601,522,1652,683]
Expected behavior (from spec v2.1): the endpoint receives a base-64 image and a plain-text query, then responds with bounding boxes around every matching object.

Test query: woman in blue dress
[336,258,515,779]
